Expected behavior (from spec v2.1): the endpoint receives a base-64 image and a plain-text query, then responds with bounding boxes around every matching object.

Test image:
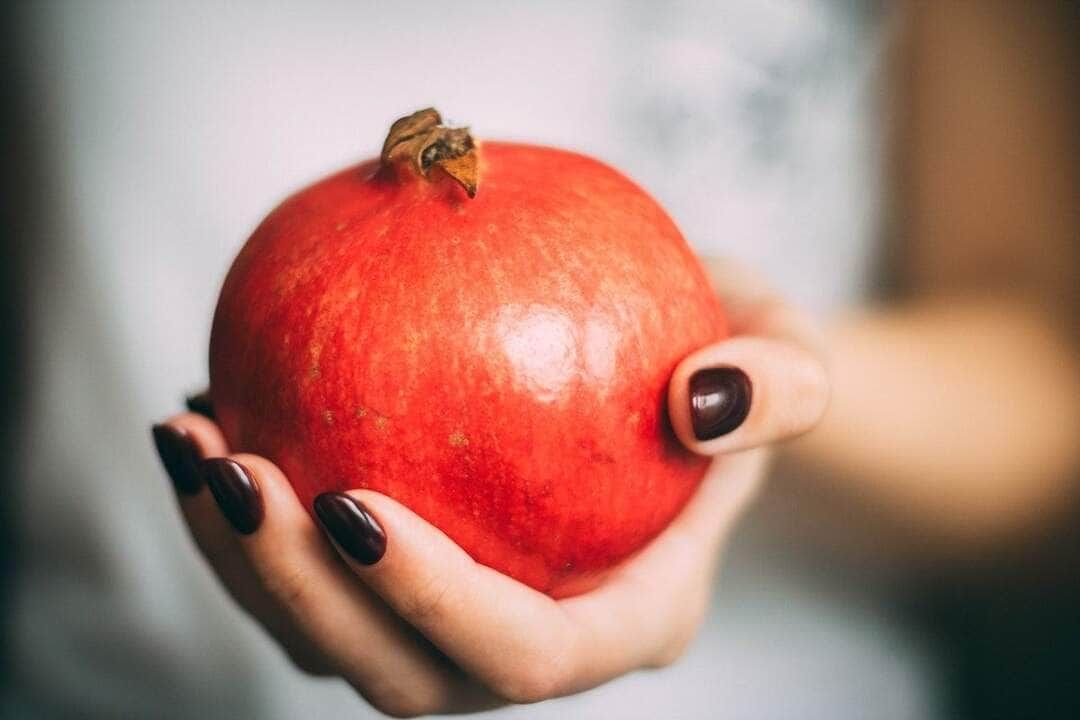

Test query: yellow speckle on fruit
[354,406,368,418]
[403,330,422,352]
[322,410,334,426]
[487,223,497,234]
[335,221,348,232]
[627,411,640,426]
[449,431,469,447]
[375,416,388,431]
[308,364,321,380]
[377,226,389,237]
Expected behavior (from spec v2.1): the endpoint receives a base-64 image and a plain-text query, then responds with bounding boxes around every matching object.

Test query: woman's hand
[152,258,828,717]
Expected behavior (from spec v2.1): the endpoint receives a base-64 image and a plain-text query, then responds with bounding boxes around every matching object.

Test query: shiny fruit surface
[210,138,726,596]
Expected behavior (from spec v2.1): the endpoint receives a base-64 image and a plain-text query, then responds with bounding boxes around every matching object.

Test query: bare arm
[788,0,1080,550]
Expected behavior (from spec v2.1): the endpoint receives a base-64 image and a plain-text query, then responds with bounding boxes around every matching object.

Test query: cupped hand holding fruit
[152,110,828,716]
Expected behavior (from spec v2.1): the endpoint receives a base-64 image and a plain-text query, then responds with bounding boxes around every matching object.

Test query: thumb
[668,334,829,456]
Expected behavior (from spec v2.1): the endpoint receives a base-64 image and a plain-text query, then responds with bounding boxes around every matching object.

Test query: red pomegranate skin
[210,142,727,597]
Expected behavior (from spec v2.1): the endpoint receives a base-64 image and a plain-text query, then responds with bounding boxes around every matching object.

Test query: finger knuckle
[283,648,333,677]
[649,631,695,669]
[489,645,569,704]
[358,682,435,719]
[492,669,558,705]
[647,589,710,669]
[371,696,428,719]
[273,628,335,677]
[258,562,319,615]
[400,572,455,627]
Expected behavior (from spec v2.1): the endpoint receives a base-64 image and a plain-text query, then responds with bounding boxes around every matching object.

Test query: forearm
[789,294,1080,549]
[793,0,1080,552]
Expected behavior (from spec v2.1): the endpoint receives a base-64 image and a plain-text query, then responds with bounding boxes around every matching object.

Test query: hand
[152,257,828,717]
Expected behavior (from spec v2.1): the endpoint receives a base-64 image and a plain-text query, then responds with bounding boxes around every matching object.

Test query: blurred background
[1,1,1077,718]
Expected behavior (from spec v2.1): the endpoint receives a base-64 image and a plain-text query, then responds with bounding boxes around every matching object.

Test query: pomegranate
[210,109,727,596]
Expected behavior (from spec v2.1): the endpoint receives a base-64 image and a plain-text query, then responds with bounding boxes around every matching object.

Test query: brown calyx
[380,108,478,198]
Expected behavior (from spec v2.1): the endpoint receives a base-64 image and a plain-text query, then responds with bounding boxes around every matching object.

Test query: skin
[157,267,828,717]
[786,0,1079,555]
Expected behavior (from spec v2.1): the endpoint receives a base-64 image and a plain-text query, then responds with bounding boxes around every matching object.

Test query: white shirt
[9,1,937,718]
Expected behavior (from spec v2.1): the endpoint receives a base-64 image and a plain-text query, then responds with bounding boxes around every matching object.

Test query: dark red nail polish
[152,424,203,495]
[185,390,215,419]
[689,367,752,441]
[200,458,264,535]
[313,493,386,565]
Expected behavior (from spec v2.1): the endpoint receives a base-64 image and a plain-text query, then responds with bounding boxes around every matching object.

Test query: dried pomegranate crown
[380,107,478,197]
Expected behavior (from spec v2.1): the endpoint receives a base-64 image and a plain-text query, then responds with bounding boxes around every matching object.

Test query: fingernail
[200,458,264,535]
[185,390,215,419]
[313,493,386,565]
[689,367,752,441]
[152,424,203,495]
